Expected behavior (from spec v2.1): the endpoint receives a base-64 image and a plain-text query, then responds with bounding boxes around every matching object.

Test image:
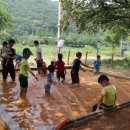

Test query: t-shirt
[55,60,65,73]
[48,65,55,73]
[36,45,42,60]
[20,59,29,77]
[1,47,9,57]
[45,72,53,85]
[93,60,101,70]
[41,66,47,72]
[101,85,116,106]
[71,59,81,72]
[3,48,16,64]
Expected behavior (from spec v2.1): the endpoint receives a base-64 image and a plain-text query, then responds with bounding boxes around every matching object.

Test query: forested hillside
[8,0,58,37]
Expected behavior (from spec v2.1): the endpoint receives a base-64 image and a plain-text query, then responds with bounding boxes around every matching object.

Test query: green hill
[8,0,58,36]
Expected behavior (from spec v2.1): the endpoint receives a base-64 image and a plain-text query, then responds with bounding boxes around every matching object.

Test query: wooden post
[67,50,70,65]
[85,52,88,64]
[111,54,114,67]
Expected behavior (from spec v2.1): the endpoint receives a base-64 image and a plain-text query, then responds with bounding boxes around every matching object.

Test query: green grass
[0,44,120,58]
[124,51,130,60]
[13,44,97,59]
[13,44,120,58]
[1,44,129,67]
[102,58,130,67]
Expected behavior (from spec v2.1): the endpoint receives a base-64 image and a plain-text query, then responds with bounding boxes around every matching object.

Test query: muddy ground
[0,68,130,130]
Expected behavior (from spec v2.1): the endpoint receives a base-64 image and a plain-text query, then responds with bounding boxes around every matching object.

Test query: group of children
[17,48,116,112]
[1,40,116,112]
[16,49,84,105]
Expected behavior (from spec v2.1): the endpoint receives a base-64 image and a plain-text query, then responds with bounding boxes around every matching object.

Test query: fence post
[85,52,88,65]
[67,50,70,65]
[111,53,114,67]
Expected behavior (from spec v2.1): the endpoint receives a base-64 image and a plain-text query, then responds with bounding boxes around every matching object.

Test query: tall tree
[61,0,130,34]
[0,0,11,31]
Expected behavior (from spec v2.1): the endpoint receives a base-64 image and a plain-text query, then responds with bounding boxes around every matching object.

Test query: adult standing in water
[2,39,16,83]
[34,40,43,74]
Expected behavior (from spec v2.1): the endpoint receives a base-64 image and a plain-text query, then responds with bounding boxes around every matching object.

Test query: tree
[103,30,120,55]
[0,0,11,31]
[61,0,130,34]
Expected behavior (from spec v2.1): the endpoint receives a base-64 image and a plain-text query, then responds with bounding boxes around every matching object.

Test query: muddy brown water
[0,70,130,130]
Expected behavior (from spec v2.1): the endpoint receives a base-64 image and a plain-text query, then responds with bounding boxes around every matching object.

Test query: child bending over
[40,61,47,76]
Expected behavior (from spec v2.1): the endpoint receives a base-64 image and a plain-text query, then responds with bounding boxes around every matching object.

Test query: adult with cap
[2,39,16,83]
[34,40,43,74]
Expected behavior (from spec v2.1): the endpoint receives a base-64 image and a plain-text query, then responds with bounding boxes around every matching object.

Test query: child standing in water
[71,52,84,85]
[44,61,55,95]
[16,48,38,104]
[55,53,66,83]
[93,55,101,75]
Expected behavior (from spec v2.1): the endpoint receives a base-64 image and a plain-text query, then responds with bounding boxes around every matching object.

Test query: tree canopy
[0,0,11,31]
[61,0,130,34]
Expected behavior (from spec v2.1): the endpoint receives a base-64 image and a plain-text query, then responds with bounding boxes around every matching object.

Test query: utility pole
[57,0,61,40]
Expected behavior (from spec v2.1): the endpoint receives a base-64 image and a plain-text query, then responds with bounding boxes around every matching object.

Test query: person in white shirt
[34,40,43,74]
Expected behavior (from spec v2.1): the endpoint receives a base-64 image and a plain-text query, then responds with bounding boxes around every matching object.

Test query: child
[48,61,56,73]
[71,52,84,85]
[93,75,117,111]
[40,61,47,76]
[1,41,10,66]
[44,61,56,95]
[93,55,101,75]
[55,53,66,83]
[15,54,23,68]
[16,48,38,104]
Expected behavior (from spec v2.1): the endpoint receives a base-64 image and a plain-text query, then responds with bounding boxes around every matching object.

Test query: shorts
[36,60,42,68]
[57,72,65,79]
[19,74,28,88]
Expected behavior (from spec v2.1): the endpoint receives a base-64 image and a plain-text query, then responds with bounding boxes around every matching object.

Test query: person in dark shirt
[71,52,84,85]
[2,39,16,83]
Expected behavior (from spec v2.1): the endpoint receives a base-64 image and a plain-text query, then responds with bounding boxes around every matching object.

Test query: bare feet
[15,98,27,105]
[45,91,50,95]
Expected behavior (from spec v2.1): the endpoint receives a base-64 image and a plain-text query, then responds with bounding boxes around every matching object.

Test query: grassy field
[12,44,120,58]
[0,44,129,67]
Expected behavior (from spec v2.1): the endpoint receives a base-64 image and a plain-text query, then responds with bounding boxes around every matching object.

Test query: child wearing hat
[16,48,38,104]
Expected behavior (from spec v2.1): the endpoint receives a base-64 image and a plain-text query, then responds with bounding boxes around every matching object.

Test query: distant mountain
[8,0,58,36]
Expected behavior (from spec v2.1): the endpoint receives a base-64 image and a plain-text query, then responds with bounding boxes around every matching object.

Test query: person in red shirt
[40,61,47,76]
[55,53,66,83]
